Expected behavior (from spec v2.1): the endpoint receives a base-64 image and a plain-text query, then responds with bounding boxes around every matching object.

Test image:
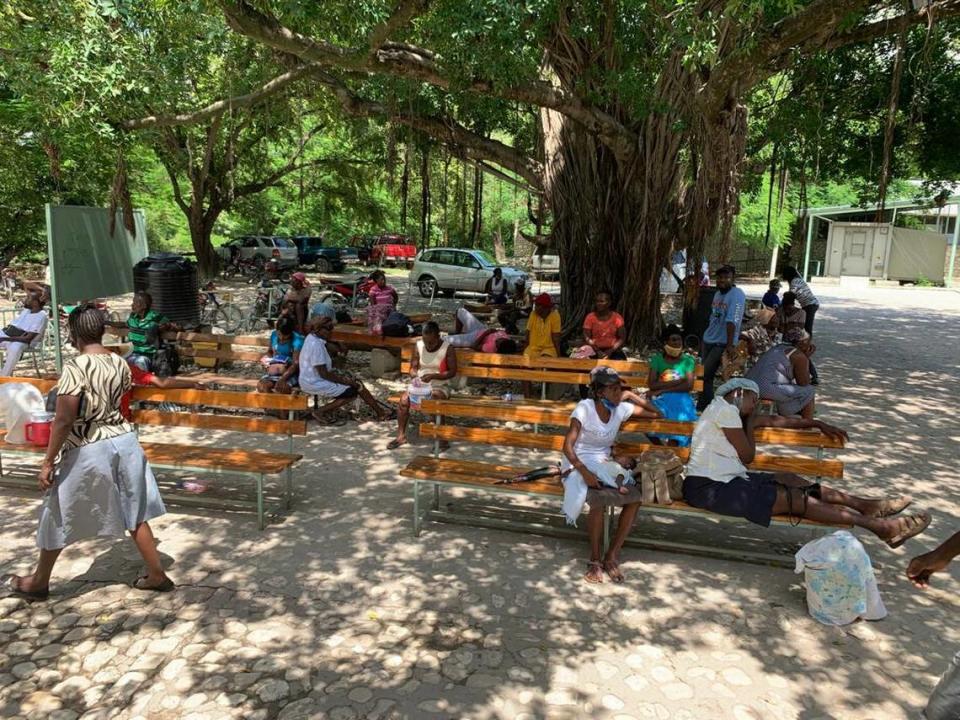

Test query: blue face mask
[600,398,617,412]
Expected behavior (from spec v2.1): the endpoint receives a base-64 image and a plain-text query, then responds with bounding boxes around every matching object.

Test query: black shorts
[682,472,779,527]
[335,386,358,399]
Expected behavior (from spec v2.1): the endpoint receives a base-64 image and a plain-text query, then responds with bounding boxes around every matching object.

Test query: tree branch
[233,157,349,197]
[122,62,323,130]
[367,0,430,55]
[218,0,637,161]
[819,0,960,52]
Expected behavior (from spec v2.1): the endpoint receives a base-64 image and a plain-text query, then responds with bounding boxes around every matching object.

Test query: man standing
[0,290,48,375]
[284,272,312,334]
[697,265,746,411]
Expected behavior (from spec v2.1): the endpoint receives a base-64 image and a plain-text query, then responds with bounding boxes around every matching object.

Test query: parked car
[353,233,418,267]
[220,235,299,270]
[290,236,347,273]
[408,248,528,298]
[532,253,560,281]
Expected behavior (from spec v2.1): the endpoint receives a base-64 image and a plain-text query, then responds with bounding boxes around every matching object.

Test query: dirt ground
[0,280,958,720]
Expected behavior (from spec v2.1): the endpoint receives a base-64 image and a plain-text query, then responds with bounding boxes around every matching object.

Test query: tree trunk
[493,228,507,263]
[420,144,431,246]
[469,164,483,246]
[188,206,221,278]
[400,142,410,232]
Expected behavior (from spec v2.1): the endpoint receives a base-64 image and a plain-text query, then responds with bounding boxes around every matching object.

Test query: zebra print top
[57,353,134,451]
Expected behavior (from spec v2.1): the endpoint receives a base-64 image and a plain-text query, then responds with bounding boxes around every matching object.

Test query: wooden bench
[399,396,848,565]
[0,376,308,529]
[400,347,704,393]
[346,312,432,327]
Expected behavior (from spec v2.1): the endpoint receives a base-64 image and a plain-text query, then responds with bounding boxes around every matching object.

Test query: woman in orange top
[582,290,626,360]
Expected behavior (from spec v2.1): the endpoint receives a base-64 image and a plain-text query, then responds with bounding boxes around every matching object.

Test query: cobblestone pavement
[1,284,958,719]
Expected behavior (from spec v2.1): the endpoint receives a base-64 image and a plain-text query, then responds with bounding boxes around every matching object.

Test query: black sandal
[2,574,49,601]
[132,576,175,593]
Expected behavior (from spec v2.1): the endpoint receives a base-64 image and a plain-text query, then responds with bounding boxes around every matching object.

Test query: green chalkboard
[46,205,149,304]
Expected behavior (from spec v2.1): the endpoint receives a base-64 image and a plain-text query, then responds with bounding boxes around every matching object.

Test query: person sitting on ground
[698,265,747,412]
[909,529,960,720]
[521,293,562,396]
[776,291,806,336]
[257,315,303,394]
[762,279,782,308]
[389,321,459,450]
[646,324,697,446]
[299,316,393,425]
[561,367,661,584]
[682,377,929,546]
[497,278,533,334]
[484,267,509,305]
[582,290,626,360]
[1,290,48,376]
[284,272,312,334]
[126,291,177,372]
[746,327,816,418]
[366,270,398,337]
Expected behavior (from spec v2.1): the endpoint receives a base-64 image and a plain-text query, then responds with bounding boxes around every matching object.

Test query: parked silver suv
[220,236,299,270]
[408,248,527,298]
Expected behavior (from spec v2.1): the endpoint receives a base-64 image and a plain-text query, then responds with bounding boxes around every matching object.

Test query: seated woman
[497,279,532,334]
[389,321,459,450]
[484,268,509,305]
[366,270,399,337]
[746,327,815,418]
[561,367,660,584]
[257,315,304,394]
[682,378,929,547]
[299,316,394,425]
[581,290,626,360]
[776,291,806,336]
[126,291,178,372]
[646,324,697,446]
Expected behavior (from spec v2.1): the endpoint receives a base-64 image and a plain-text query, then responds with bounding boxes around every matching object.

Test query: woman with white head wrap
[745,327,816,418]
[682,378,930,547]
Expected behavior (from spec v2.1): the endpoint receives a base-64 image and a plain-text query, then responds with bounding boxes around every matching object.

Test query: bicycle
[198,283,244,334]
[242,279,289,333]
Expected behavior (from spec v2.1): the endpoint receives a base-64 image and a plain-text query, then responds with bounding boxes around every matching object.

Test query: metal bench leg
[432,482,440,510]
[603,507,612,553]
[285,468,293,510]
[257,474,265,531]
[413,479,422,536]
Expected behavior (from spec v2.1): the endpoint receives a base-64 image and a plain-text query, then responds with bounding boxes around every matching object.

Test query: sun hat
[292,271,308,283]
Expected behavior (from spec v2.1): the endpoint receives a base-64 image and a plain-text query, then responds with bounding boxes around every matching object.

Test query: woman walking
[3,305,172,600]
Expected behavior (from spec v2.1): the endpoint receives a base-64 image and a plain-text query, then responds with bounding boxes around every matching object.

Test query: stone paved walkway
[1,284,958,720]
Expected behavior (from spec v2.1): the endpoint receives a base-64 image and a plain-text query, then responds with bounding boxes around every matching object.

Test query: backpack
[381,310,413,337]
[152,341,181,377]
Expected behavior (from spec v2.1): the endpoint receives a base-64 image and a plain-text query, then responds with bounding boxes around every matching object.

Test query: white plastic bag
[0,383,45,444]
[794,530,887,626]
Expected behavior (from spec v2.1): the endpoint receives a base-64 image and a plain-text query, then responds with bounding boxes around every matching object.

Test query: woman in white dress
[3,305,172,600]
[562,367,660,584]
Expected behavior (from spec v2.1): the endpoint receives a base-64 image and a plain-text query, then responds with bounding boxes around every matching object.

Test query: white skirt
[37,431,166,550]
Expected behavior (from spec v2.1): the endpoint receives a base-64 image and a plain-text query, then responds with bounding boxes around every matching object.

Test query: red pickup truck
[355,233,417,267]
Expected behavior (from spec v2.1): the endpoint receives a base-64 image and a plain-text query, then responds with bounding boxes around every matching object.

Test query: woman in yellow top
[523,293,562,359]
[522,293,562,396]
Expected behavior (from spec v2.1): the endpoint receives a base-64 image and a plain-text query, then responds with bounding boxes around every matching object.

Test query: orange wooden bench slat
[413,398,844,449]
[131,386,308,410]
[0,439,300,475]
[402,456,845,527]
[417,424,844,478]
[180,347,266,363]
[0,376,58,392]
[132,410,308,436]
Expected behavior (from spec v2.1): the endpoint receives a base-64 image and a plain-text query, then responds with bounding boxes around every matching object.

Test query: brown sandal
[584,561,604,584]
[873,495,913,518]
[603,560,625,583]
[885,512,931,549]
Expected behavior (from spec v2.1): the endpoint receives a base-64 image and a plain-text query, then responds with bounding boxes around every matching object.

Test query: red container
[25,412,54,447]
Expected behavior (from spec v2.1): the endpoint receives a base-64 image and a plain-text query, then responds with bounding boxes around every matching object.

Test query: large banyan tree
[143,0,958,342]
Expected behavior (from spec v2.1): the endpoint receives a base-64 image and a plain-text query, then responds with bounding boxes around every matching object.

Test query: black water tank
[132,253,199,326]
